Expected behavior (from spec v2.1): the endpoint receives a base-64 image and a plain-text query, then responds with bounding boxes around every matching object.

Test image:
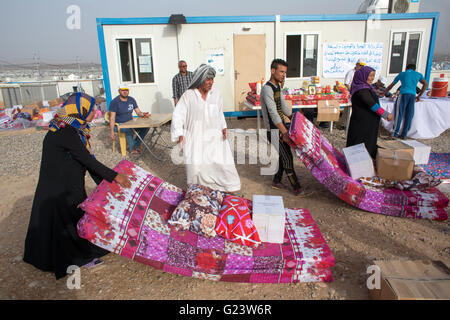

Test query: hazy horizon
[1,0,449,65]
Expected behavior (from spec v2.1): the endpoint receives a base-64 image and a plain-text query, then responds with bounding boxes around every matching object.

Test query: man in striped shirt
[172,60,194,106]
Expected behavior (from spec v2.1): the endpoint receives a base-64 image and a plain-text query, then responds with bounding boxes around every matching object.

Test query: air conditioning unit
[357,0,389,14]
[389,0,420,14]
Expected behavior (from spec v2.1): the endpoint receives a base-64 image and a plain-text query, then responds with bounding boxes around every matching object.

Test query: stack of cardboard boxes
[17,98,64,119]
[376,140,431,181]
[343,140,431,181]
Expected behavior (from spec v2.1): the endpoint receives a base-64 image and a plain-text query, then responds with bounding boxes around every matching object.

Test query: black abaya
[23,126,117,279]
[346,88,381,159]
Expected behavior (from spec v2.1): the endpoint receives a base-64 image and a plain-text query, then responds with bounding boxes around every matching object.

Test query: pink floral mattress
[289,111,449,221]
[77,160,335,283]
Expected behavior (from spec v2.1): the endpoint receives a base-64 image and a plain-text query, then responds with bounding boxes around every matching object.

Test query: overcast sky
[0,0,448,64]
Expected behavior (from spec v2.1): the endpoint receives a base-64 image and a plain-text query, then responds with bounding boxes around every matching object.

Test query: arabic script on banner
[323,42,383,78]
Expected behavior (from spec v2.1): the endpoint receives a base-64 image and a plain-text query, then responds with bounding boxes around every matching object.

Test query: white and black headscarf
[188,64,216,89]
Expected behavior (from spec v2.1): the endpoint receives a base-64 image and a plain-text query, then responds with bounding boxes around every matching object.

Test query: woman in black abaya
[346,66,393,158]
[23,93,131,279]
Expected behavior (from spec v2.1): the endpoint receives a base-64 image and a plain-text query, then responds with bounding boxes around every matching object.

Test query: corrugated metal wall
[42,84,58,101]
[1,87,22,107]
[1,80,102,108]
[20,85,44,105]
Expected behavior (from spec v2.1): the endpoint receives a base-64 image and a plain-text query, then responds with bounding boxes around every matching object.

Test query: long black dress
[346,88,381,159]
[23,125,117,279]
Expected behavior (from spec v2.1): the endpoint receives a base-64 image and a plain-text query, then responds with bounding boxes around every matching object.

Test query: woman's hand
[110,132,116,141]
[387,113,393,121]
[114,173,131,188]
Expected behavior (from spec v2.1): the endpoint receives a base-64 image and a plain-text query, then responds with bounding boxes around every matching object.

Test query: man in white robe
[171,64,241,193]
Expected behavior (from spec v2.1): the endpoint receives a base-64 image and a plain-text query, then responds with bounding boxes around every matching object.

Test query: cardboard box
[252,195,286,243]
[377,140,414,158]
[23,104,39,113]
[317,99,340,122]
[342,143,375,179]
[48,98,64,107]
[402,140,431,165]
[376,148,414,181]
[48,99,59,107]
[369,260,450,300]
[21,107,36,116]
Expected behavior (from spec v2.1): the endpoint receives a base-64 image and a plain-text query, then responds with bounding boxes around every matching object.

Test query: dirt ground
[0,118,449,300]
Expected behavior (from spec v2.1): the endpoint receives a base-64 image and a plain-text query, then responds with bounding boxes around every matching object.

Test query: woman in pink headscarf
[346,66,394,158]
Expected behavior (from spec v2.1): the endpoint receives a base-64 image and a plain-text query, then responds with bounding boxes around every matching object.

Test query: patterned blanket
[420,153,450,182]
[289,111,449,221]
[77,160,335,283]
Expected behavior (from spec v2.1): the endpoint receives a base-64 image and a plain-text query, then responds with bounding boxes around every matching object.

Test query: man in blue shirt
[384,64,427,139]
[109,84,150,155]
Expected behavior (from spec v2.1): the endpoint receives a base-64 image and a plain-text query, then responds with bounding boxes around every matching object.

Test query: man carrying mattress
[260,59,311,196]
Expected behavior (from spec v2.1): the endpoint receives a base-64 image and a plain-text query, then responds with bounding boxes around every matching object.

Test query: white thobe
[344,68,356,87]
[171,88,241,192]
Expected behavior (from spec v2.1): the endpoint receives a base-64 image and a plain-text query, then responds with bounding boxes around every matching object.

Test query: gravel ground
[0,118,449,300]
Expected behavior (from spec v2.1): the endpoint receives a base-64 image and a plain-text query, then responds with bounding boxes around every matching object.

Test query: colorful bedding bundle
[288,111,449,221]
[77,160,335,283]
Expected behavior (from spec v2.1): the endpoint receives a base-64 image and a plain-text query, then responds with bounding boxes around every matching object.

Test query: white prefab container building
[97,12,439,116]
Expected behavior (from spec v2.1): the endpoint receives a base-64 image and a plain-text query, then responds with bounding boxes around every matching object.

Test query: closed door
[233,34,266,110]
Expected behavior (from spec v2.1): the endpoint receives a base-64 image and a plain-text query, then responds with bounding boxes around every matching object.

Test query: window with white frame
[117,38,154,83]
[286,34,319,78]
[389,31,421,74]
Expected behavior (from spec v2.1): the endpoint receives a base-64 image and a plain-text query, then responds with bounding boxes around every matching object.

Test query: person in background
[23,93,131,280]
[171,64,241,193]
[260,59,310,196]
[373,76,392,98]
[109,84,150,155]
[172,60,194,106]
[345,59,366,91]
[383,64,428,139]
[346,66,393,159]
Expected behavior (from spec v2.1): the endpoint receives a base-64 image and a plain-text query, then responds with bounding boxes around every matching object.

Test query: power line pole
[33,53,41,79]
[77,56,81,78]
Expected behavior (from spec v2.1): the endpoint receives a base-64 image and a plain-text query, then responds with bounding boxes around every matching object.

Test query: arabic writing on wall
[323,42,384,78]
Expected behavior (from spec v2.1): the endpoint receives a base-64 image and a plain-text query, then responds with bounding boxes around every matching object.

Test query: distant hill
[0,62,102,72]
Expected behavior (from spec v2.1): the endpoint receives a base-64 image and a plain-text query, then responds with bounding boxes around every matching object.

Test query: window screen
[406,33,420,67]
[303,34,318,77]
[286,35,301,78]
[118,39,134,82]
[389,32,406,74]
[135,38,154,83]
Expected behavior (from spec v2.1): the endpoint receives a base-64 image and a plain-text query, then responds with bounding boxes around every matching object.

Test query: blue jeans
[115,126,150,151]
[393,93,415,138]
